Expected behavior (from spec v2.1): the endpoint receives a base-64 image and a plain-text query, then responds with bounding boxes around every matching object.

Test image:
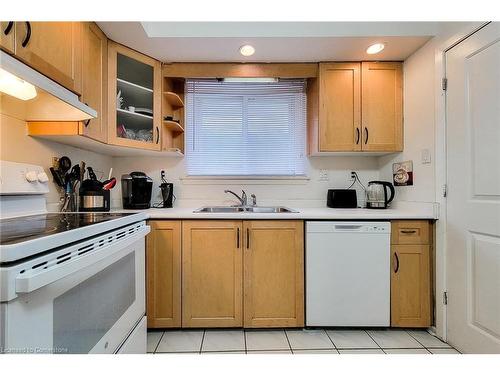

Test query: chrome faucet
[224,189,247,206]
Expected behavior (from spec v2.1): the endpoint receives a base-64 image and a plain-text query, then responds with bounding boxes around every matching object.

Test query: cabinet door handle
[355,128,360,144]
[364,127,369,145]
[21,21,31,48]
[401,229,417,234]
[83,103,91,127]
[393,252,399,273]
[4,22,13,35]
[155,127,160,144]
[246,228,250,249]
[236,227,240,248]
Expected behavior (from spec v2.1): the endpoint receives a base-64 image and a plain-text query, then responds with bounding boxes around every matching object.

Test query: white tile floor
[147,328,459,354]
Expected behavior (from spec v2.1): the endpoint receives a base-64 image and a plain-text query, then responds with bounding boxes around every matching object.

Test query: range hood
[0,51,96,121]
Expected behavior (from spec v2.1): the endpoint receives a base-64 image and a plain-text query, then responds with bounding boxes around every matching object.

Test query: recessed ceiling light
[239,45,255,57]
[366,43,385,55]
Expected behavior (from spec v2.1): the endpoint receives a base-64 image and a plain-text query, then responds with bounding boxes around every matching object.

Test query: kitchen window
[185,79,307,177]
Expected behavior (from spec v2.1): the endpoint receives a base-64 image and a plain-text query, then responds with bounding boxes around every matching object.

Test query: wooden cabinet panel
[182,221,243,327]
[14,22,82,94]
[361,62,403,152]
[80,23,107,142]
[391,244,431,327]
[243,220,304,328]
[0,21,15,54]
[146,221,181,328]
[391,220,431,245]
[319,63,361,152]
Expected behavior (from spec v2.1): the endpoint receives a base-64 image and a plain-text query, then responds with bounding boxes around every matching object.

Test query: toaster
[327,189,358,208]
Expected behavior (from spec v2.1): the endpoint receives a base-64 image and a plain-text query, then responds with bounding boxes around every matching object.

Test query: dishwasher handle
[333,224,365,231]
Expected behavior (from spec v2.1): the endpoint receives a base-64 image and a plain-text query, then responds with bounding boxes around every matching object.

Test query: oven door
[3,227,147,354]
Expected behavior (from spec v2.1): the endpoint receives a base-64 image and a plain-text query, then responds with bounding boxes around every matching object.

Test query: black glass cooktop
[0,213,135,246]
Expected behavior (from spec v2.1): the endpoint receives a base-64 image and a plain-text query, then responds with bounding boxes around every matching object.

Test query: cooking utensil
[102,177,116,190]
[80,161,86,184]
[58,156,71,174]
[49,167,65,188]
[87,167,97,181]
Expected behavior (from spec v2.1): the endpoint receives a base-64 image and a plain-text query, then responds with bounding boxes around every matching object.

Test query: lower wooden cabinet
[182,220,243,327]
[390,220,432,327]
[243,220,304,327]
[146,221,181,328]
[180,220,304,328]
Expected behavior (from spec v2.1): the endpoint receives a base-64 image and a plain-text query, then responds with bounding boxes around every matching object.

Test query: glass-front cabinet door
[107,41,161,150]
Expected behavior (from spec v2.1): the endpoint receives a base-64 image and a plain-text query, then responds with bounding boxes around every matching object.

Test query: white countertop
[112,202,438,220]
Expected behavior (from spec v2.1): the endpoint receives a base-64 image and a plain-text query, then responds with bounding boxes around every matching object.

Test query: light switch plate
[421,149,431,164]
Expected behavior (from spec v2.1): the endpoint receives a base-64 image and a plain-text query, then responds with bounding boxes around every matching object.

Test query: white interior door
[446,22,500,354]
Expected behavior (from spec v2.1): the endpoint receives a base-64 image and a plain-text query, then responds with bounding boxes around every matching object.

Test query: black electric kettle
[366,181,395,209]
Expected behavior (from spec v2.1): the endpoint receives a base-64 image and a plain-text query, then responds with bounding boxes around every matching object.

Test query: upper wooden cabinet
[146,221,182,328]
[361,62,403,152]
[309,61,403,154]
[182,220,243,327]
[318,63,361,152]
[0,22,15,54]
[12,22,82,94]
[80,22,107,142]
[243,221,304,328]
[107,41,162,151]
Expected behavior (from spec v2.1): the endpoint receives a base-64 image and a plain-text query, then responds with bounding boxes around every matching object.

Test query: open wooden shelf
[163,120,184,133]
[163,91,184,108]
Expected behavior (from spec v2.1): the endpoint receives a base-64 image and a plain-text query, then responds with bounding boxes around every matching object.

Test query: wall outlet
[318,169,329,182]
[421,149,432,164]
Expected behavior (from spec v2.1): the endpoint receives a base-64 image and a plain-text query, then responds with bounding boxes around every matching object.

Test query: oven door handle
[15,226,150,294]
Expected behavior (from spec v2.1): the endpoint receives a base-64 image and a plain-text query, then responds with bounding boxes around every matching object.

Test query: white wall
[110,155,380,208]
[0,112,113,210]
[378,22,485,203]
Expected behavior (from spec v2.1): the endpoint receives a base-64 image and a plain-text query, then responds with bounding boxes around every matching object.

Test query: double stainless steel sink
[194,206,298,213]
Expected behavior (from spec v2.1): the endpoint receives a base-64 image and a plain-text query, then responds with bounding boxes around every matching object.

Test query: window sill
[180,175,310,185]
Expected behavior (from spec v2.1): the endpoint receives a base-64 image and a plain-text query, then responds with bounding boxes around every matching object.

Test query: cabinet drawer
[391,221,430,244]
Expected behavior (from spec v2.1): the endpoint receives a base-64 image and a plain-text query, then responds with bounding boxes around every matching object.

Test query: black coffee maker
[121,172,153,209]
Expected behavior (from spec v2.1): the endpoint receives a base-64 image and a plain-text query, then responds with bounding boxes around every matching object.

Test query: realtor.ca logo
[1,347,69,354]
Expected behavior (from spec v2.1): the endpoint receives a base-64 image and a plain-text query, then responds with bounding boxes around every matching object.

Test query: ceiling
[97,22,442,62]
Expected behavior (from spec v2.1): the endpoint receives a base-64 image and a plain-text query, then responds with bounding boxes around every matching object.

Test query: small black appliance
[121,171,153,209]
[327,189,358,208]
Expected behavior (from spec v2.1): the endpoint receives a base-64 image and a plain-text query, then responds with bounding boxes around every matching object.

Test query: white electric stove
[0,160,150,354]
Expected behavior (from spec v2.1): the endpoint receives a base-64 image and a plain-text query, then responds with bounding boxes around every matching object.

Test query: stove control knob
[37,172,49,183]
[25,171,38,183]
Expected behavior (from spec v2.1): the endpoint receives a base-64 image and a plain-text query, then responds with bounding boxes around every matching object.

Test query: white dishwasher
[306,221,391,327]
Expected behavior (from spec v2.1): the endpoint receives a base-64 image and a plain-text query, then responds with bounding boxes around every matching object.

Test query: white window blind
[185,79,307,176]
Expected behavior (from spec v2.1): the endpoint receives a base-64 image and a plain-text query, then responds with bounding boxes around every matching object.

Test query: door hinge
[442,184,448,198]
[443,291,448,305]
[442,77,448,91]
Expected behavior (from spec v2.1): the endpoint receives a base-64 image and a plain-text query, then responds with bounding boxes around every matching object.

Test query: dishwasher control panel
[306,221,391,233]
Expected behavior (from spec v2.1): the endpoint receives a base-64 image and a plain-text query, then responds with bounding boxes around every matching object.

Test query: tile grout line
[244,330,247,354]
[364,330,387,354]
[153,330,166,354]
[324,329,339,353]
[199,329,206,354]
[405,330,429,351]
[405,329,454,351]
[283,329,294,354]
